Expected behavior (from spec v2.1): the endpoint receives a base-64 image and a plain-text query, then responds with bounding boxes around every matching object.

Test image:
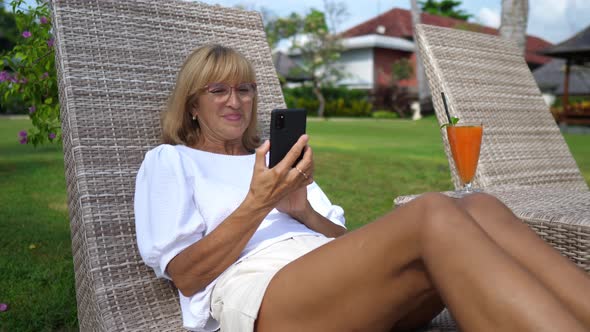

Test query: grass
[0,118,76,331]
[0,116,589,330]
[308,117,452,229]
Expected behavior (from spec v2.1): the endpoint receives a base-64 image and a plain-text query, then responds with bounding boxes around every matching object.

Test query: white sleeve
[134,145,205,280]
[307,182,346,228]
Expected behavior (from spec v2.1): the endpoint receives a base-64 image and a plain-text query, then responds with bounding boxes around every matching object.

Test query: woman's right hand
[248,134,314,210]
[167,135,314,297]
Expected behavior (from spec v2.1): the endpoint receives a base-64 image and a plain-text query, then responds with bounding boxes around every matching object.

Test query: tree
[410,0,427,120]
[0,1,18,54]
[265,1,348,118]
[0,1,21,114]
[265,12,304,51]
[419,0,472,21]
[389,58,414,117]
[499,0,529,54]
[0,0,57,145]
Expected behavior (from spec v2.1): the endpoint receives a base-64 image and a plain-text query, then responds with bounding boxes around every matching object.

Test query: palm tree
[411,0,427,119]
[499,0,529,54]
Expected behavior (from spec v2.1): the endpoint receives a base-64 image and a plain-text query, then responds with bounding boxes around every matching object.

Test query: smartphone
[269,108,307,168]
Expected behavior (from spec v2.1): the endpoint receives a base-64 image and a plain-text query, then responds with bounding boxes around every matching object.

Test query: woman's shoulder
[142,144,254,173]
[140,144,197,175]
[144,144,183,163]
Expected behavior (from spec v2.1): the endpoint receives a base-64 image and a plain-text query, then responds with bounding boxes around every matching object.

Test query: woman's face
[193,81,256,147]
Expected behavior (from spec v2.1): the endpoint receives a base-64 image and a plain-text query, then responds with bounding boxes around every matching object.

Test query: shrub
[372,110,400,119]
[283,86,372,117]
[0,0,57,146]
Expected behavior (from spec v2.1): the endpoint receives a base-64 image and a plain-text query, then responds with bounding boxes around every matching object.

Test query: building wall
[373,48,413,89]
[337,48,374,89]
[286,47,416,92]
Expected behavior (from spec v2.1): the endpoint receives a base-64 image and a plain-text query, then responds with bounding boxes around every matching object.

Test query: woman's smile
[222,113,242,122]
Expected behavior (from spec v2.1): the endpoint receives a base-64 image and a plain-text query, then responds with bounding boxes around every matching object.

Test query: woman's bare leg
[457,192,590,328]
[389,281,445,332]
[256,193,586,332]
[258,193,446,332]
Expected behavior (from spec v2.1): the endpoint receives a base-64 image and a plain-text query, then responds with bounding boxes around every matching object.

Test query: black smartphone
[269,108,307,168]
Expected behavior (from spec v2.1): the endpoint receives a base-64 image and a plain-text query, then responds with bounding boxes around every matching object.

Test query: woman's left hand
[275,144,314,221]
[276,169,346,238]
[275,146,346,238]
[276,185,312,222]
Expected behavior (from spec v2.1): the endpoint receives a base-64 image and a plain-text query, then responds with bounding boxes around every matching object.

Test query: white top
[134,144,346,331]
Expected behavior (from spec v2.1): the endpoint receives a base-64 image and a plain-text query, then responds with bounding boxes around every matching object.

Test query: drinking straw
[441,92,453,124]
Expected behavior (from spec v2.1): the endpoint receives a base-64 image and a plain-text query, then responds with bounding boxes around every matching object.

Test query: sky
[197,0,590,44]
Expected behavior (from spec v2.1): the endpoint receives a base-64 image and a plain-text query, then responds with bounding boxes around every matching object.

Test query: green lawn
[308,117,453,228]
[0,116,589,331]
[0,118,76,331]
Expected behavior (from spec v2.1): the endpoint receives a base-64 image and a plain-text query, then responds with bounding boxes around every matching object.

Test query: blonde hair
[161,44,260,150]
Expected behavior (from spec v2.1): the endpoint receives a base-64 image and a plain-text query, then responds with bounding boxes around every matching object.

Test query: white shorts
[210,235,334,332]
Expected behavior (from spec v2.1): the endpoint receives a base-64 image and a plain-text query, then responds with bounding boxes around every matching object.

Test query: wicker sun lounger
[395,23,590,331]
[413,24,588,192]
[395,23,590,284]
[398,24,590,268]
[52,1,459,330]
[397,23,590,267]
[51,0,286,329]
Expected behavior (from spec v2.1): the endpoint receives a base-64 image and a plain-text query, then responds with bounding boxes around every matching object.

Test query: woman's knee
[457,192,518,226]
[457,192,504,211]
[414,192,456,211]
[415,192,471,237]
[417,192,463,222]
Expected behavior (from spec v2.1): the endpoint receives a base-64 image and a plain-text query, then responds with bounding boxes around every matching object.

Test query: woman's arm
[277,187,346,238]
[276,145,346,238]
[166,193,272,297]
[166,137,314,297]
[297,205,347,238]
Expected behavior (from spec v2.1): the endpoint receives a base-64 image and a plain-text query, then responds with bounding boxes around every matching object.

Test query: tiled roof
[342,8,553,65]
[540,25,590,61]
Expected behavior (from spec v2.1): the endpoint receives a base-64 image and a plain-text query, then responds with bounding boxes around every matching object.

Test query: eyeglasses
[202,82,257,103]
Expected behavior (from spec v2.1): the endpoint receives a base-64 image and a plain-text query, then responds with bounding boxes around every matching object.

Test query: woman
[134,44,590,332]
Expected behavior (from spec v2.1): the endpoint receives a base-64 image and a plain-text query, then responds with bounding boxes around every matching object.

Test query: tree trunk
[410,0,426,119]
[499,0,529,54]
[313,84,326,118]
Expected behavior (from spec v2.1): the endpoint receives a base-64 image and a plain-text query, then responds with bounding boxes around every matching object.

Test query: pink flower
[29,106,36,114]
[48,133,56,140]
[18,130,28,144]
[0,303,8,312]
[22,31,32,38]
[41,72,49,79]
[40,16,49,24]
[47,38,54,48]
[0,71,10,82]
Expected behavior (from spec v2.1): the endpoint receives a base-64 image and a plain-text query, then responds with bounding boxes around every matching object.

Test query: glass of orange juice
[446,123,483,194]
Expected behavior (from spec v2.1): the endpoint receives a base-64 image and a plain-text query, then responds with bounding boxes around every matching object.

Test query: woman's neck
[193,137,249,155]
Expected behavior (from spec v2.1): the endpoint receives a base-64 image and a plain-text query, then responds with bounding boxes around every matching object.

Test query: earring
[192,114,197,121]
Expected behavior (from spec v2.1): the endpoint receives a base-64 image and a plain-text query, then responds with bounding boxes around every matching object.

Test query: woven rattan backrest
[51,0,285,330]
[415,24,588,191]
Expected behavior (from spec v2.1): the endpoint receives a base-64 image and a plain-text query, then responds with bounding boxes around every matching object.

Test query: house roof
[539,25,590,64]
[342,8,553,66]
